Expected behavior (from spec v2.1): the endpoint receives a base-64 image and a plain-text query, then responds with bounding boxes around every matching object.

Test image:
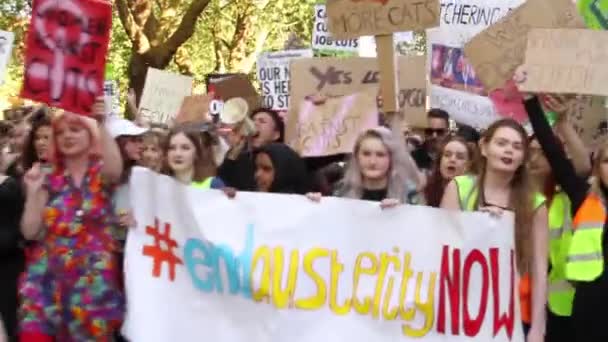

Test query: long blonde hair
[477,119,534,273]
[339,127,421,201]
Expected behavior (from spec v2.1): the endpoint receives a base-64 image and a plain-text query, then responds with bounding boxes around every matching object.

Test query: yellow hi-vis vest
[192,177,213,189]
[547,192,575,316]
[565,193,606,282]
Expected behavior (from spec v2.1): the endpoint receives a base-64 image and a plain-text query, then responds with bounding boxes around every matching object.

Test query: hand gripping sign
[21,0,112,115]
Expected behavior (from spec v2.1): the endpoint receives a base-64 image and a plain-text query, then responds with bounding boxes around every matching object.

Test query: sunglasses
[424,128,448,137]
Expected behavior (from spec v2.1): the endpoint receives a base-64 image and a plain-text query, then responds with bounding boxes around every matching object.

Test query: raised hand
[23,163,45,194]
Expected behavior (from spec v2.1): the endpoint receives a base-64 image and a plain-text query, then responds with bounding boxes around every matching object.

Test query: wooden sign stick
[374,34,400,127]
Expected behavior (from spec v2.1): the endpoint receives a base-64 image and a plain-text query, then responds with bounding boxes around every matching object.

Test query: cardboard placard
[0,30,15,85]
[568,96,608,148]
[287,55,427,142]
[210,74,261,116]
[312,4,359,52]
[175,95,212,124]
[139,68,193,124]
[291,88,379,157]
[517,28,608,96]
[257,49,313,110]
[21,0,112,115]
[463,0,585,92]
[326,0,440,39]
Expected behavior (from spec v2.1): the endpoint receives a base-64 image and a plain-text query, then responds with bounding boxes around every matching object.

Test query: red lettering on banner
[437,246,515,339]
[21,0,112,115]
[462,249,489,337]
[491,248,515,339]
[437,245,460,334]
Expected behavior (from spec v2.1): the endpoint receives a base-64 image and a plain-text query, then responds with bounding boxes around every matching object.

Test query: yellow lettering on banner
[401,272,437,337]
[329,250,351,315]
[251,246,272,302]
[396,252,414,317]
[372,248,401,319]
[272,247,300,309]
[352,252,378,315]
[295,248,329,310]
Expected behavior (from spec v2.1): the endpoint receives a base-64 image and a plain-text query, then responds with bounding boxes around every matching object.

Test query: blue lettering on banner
[183,224,254,298]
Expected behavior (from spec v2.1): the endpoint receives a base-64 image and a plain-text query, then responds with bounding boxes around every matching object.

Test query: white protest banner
[358,32,414,57]
[139,68,193,124]
[517,28,608,96]
[257,49,313,110]
[313,3,360,53]
[427,0,523,128]
[103,81,120,117]
[0,30,14,85]
[124,167,524,342]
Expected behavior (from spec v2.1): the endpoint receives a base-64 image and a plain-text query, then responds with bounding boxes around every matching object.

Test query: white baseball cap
[106,117,148,138]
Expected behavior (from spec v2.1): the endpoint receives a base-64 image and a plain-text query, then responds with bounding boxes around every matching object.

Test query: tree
[115,0,213,112]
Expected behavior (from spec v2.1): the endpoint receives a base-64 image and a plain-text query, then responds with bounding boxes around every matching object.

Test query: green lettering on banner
[579,0,608,29]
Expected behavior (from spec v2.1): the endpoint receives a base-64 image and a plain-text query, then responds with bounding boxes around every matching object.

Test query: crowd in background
[0,90,606,342]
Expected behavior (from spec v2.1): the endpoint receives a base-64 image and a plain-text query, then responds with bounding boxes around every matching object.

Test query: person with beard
[411,109,450,172]
[253,143,310,194]
[218,99,285,191]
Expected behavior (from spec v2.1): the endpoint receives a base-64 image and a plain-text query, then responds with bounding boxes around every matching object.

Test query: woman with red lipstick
[424,135,476,207]
[441,118,549,342]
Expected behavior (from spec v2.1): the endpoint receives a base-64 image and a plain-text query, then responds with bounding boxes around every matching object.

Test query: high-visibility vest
[454,175,545,324]
[565,193,606,282]
[547,191,575,316]
[192,177,214,189]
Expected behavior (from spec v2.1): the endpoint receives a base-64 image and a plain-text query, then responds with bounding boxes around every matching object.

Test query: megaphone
[220,97,256,136]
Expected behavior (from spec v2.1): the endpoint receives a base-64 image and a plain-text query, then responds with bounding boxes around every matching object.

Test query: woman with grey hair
[309,127,424,208]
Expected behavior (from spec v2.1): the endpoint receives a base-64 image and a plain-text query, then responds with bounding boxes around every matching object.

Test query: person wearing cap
[105,117,148,232]
[217,97,286,191]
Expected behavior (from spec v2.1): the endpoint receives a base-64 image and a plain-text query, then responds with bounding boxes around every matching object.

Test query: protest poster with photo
[139,68,193,124]
[21,0,112,115]
[426,0,524,128]
[312,2,359,53]
[124,167,524,342]
[287,55,428,146]
[256,49,313,110]
[0,30,15,85]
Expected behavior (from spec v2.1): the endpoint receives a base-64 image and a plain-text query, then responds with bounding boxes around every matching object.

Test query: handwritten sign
[175,95,211,124]
[463,0,585,92]
[124,167,525,342]
[0,30,15,85]
[568,96,608,147]
[517,28,608,96]
[286,55,427,143]
[257,49,313,110]
[139,68,193,124]
[326,0,440,39]
[292,88,379,157]
[21,0,112,115]
[313,3,359,53]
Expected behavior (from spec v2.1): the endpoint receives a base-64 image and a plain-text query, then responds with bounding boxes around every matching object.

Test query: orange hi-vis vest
[565,193,607,282]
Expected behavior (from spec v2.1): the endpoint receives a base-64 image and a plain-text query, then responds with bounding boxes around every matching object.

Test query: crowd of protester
[0,90,605,342]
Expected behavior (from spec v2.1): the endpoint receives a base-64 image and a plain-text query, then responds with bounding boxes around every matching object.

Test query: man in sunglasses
[410,108,450,171]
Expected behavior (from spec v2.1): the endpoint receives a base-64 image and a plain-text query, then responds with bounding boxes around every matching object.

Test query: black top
[362,188,388,202]
[218,149,257,191]
[0,177,24,257]
[253,143,310,194]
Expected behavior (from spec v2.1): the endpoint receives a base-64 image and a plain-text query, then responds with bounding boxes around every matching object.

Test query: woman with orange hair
[18,99,124,341]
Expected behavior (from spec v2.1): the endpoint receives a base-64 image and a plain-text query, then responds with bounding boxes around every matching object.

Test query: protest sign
[21,0,112,115]
[427,0,524,129]
[516,28,608,96]
[257,49,313,110]
[124,167,524,342]
[0,30,15,85]
[313,3,360,53]
[291,88,379,157]
[175,95,211,124]
[358,32,414,57]
[139,68,193,124]
[287,55,427,143]
[206,74,261,116]
[568,96,608,147]
[578,0,608,29]
[326,0,440,39]
[103,80,119,117]
[464,0,585,92]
